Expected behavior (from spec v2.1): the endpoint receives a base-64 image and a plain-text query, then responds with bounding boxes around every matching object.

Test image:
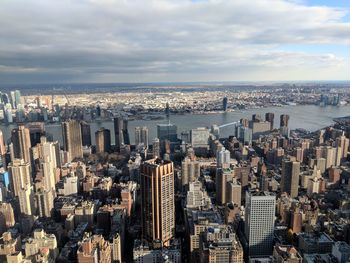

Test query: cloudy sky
[1,0,350,84]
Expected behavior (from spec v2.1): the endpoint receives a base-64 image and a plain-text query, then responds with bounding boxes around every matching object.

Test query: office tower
[236,125,253,144]
[14,90,21,108]
[336,132,349,162]
[0,129,6,156]
[135,126,149,148]
[114,116,124,152]
[245,191,276,256]
[8,159,32,197]
[111,233,123,263]
[0,202,15,232]
[181,157,200,188]
[216,168,233,205]
[223,97,228,111]
[190,127,209,150]
[226,179,241,206]
[35,188,54,218]
[265,112,274,130]
[95,127,111,153]
[37,137,59,191]
[280,114,290,127]
[140,159,175,245]
[62,120,83,161]
[11,125,31,163]
[10,91,16,109]
[157,123,177,142]
[321,146,336,169]
[80,121,92,147]
[122,119,130,145]
[281,159,300,198]
[216,147,230,168]
[152,138,160,158]
[249,120,271,138]
[18,187,34,216]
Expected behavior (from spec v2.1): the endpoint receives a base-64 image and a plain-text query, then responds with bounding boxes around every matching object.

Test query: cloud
[0,0,349,84]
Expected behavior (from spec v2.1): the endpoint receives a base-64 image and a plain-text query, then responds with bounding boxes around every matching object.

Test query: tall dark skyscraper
[280,114,290,127]
[95,127,111,153]
[265,112,274,130]
[122,119,130,145]
[140,158,175,245]
[223,97,228,111]
[281,159,300,198]
[80,121,92,146]
[11,125,31,163]
[62,120,83,161]
[113,116,124,152]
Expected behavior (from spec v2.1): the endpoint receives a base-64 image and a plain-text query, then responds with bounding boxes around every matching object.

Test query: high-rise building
[114,116,124,152]
[95,127,111,153]
[122,119,130,145]
[77,234,111,263]
[281,159,300,198]
[216,168,233,205]
[8,159,31,197]
[135,127,149,148]
[0,129,6,156]
[80,121,92,147]
[62,120,83,161]
[245,191,276,256]
[181,157,200,188]
[0,202,15,232]
[265,112,274,130]
[280,114,290,127]
[140,158,175,245]
[18,187,34,216]
[152,138,160,158]
[11,125,31,163]
[157,123,177,143]
[35,188,54,218]
[223,97,228,111]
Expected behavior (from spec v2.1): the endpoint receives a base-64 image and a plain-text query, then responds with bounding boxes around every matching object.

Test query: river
[0,105,349,145]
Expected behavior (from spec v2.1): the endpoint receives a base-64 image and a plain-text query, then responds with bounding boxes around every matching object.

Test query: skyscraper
[140,158,175,245]
[80,121,92,147]
[113,116,124,152]
[152,138,160,158]
[181,157,200,188]
[95,127,111,153]
[245,191,276,257]
[11,125,31,163]
[157,123,177,143]
[265,112,274,130]
[223,97,228,111]
[122,119,130,145]
[281,159,300,198]
[135,126,149,148]
[8,159,32,197]
[62,120,83,161]
[280,114,290,127]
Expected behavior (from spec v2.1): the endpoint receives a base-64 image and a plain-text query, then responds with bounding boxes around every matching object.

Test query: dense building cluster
[0,91,350,263]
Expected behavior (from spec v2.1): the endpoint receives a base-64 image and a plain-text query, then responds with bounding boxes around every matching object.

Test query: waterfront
[0,104,349,145]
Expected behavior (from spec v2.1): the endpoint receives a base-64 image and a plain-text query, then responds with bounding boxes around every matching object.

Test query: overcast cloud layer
[0,0,350,84]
